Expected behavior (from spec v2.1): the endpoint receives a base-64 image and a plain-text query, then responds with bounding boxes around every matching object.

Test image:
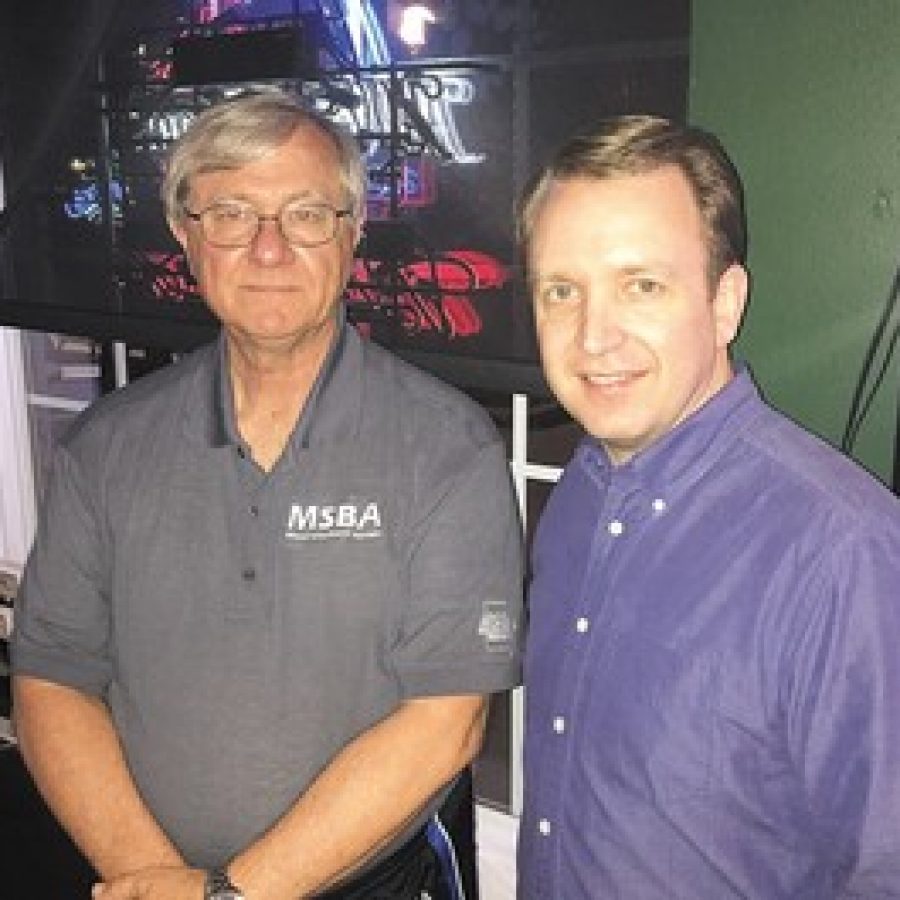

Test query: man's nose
[249,217,294,264]
[580,295,624,354]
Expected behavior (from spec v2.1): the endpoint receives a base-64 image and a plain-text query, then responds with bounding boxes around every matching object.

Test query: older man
[12,91,522,899]
[517,116,900,898]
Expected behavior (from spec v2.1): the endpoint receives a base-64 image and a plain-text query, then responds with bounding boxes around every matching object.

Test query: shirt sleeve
[10,443,113,696]
[391,439,524,699]
[786,523,900,893]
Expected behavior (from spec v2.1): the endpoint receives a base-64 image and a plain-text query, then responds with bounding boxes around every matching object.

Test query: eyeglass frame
[181,199,355,249]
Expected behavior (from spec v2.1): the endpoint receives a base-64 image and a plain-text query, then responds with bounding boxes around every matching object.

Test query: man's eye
[211,205,251,223]
[541,283,580,305]
[284,205,325,225]
[628,277,664,296]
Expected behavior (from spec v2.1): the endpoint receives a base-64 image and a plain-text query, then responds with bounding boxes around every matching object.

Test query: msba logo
[285,500,383,542]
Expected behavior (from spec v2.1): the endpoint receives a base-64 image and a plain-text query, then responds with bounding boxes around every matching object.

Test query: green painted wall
[690,1,900,485]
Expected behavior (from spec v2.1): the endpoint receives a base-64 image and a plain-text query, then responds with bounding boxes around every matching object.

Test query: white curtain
[0,327,36,569]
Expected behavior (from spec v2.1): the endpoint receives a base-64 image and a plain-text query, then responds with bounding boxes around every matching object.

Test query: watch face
[206,870,244,900]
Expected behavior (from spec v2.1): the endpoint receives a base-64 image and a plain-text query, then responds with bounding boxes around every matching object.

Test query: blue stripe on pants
[427,814,466,900]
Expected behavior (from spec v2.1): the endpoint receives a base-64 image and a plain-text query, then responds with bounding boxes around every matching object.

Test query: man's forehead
[530,169,704,242]
[540,166,691,208]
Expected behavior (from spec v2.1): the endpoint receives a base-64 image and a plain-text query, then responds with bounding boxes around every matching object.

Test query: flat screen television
[0,0,689,396]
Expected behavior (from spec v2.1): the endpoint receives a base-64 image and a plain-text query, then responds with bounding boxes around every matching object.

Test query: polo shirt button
[652,498,667,513]
[552,716,566,734]
[242,567,256,582]
[576,616,589,633]
[538,818,552,836]
[608,519,624,536]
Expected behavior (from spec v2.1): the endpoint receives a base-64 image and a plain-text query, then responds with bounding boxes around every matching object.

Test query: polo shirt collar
[184,307,363,452]
[177,336,229,447]
[286,311,361,453]
[582,366,764,494]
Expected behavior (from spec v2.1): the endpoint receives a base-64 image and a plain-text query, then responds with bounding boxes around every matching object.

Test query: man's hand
[91,866,206,900]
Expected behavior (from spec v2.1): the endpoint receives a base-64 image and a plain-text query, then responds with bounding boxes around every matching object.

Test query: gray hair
[161,89,366,222]
[518,115,746,287]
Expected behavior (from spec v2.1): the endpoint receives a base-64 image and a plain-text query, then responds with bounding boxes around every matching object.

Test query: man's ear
[168,216,188,252]
[352,210,366,250]
[713,263,749,348]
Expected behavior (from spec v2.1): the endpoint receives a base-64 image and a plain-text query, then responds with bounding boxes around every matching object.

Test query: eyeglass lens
[200,202,340,247]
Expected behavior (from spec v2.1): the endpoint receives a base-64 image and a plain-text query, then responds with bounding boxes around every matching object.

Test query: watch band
[205,867,245,900]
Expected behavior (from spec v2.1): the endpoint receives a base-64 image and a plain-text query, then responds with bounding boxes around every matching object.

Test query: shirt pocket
[599,629,722,802]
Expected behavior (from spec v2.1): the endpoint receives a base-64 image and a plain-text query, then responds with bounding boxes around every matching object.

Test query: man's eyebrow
[530,270,577,286]
[616,263,676,277]
[204,189,325,205]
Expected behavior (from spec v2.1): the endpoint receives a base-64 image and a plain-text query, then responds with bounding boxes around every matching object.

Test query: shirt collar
[184,307,363,452]
[579,366,765,494]
[177,337,228,448]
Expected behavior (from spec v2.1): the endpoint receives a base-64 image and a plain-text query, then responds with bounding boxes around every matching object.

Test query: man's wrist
[204,866,245,900]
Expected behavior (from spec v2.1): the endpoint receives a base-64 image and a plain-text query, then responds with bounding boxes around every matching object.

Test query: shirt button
[608,519,624,536]
[249,504,259,517]
[552,716,566,734]
[576,617,590,633]
[538,818,552,836]
[652,498,667,513]
[236,447,247,459]
[242,567,256,582]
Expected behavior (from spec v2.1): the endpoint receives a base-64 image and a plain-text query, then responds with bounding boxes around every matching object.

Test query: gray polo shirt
[12,322,523,867]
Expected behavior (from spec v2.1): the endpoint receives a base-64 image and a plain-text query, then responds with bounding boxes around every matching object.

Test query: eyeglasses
[182,200,353,248]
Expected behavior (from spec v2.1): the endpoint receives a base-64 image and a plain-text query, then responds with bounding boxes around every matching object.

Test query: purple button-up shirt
[519,371,900,899]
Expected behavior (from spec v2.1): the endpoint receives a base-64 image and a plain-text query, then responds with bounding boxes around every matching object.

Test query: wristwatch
[204,867,245,900]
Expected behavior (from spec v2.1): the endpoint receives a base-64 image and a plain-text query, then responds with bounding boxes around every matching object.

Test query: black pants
[317,768,478,900]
